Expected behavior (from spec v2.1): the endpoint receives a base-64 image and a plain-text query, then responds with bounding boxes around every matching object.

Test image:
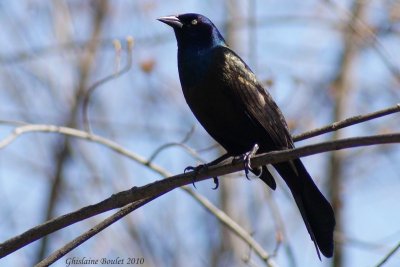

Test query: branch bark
[0,104,399,265]
[1,132,399,259]
[374,241,400,267]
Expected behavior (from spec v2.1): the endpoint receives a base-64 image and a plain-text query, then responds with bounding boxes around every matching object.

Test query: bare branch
[1,132,400,259]
[4,103,398,155]
[0,105,399,264]
[293,103,400,142]
[182,187,278,266]
[146,125,202,164]
[82,37,134,132]
[37,186,279,267]
[0,125,276,265]
[0,124,169,178]
[375,241,400,267]
[0,34,170,65]
[35,196,155,267]
[325,0,400,83]
[2,103,399,158]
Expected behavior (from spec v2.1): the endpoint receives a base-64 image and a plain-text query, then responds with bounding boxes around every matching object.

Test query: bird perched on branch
[158,13,335,259]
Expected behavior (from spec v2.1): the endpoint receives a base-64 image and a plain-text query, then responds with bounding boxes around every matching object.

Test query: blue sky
[1,1,400,266]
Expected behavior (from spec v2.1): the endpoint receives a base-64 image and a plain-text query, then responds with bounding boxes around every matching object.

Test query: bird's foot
[243,144,259,180]
[212,177,219,190]
[184,164,219,190]
[184,165,202,188]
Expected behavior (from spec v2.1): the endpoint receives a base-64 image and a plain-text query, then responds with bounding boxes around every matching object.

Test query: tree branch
[375,241,400,267]
[35,196,156,267]
[38,187,280,267]
[3,103,398,153]
[1,132,399,259]
[82,37,134,133]
[0,105,399,264]
[293,103,400,141]
[0,125,277,265]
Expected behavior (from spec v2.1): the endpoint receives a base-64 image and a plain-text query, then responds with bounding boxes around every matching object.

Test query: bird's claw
[184,165,202,188]
[212,177,219,190]
[243,144,259,180]
[184,164,219,189]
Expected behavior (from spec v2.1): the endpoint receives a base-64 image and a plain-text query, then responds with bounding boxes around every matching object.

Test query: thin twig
[147,142,205,164]
[146,125,201,164]
[35,196,155,267]
[82,37,134,133]
[35,186,277,267]
[0,105,399,264]
[325,0,400,83]
[0,126,275,265]
[196,142,221,153]
[37,186,278,267]
[293,103,400,142]
[182,187,278,266]
[0,120,28,126]
[0,34,170,65]
[0,124,167,176]
[2,104,398,159]
[374,241,400,267]
[1,132,400,258]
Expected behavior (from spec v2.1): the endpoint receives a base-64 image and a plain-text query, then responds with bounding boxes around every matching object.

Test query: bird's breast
[177,49,257,154]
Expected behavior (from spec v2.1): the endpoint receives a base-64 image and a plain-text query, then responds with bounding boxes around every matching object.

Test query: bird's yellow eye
[191,19,198,25]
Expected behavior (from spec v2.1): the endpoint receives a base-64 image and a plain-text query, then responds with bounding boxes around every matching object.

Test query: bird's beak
[157,15,183,29]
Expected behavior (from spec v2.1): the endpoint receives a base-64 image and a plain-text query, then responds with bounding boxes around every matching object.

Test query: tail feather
[252,165,276,190]
[273,159,335,258]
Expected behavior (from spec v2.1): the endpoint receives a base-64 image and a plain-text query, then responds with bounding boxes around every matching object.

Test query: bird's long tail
[272,159,335,259]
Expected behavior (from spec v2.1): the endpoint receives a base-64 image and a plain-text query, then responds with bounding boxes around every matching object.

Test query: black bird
[158,13,335,258]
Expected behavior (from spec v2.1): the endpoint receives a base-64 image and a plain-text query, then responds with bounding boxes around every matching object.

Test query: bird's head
[158,13,226,51]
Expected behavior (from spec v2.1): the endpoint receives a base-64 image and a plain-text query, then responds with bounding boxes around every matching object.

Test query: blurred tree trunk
[328,1,366,266]
[34,0,109,263]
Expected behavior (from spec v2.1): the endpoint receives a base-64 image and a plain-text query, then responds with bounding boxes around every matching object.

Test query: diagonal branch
[35,196,156,267]
[293,103,400,141]
[374,241,400,267]
[82,37,134,132]
[0,104,399,265]
[2,104,399,153]
[1,132,400,259]
[37,187,279,267]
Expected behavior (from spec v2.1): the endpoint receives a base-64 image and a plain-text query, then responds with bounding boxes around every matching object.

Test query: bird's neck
[175,30,226,55]
[177,38,227,59]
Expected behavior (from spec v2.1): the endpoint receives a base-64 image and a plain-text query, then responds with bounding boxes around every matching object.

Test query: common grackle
[158,13,335,259]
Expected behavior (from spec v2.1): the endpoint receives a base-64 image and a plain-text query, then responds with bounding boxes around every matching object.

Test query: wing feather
[213,46,293,150]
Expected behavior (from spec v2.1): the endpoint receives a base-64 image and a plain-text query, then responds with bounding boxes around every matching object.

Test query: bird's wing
[212,45,293,150]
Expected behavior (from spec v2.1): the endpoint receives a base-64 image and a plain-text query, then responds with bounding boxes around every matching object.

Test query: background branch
[1,2,399,267]
[375,241,400,267]
[1,104,399,264]
[293,104,400,142]
[82,37,134,132]
[1,132,399,259]
[35,196,156,267]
